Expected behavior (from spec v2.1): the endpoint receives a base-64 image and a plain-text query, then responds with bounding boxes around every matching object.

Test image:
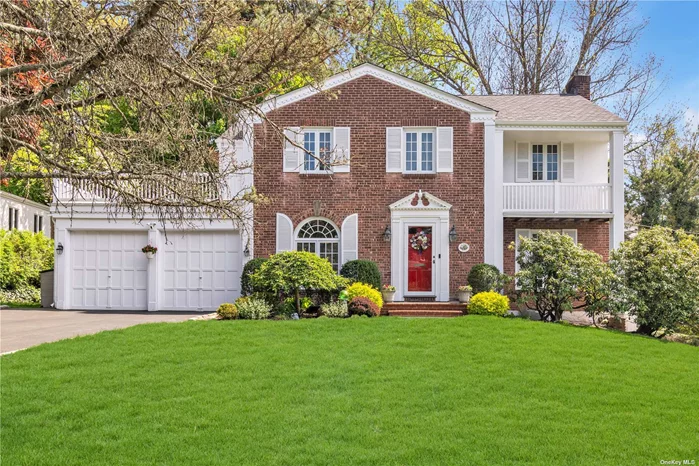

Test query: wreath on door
[410,230,430,251]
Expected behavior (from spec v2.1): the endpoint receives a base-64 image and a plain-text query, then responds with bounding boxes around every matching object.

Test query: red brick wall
[253,75,485,292]
[502,219,610,276]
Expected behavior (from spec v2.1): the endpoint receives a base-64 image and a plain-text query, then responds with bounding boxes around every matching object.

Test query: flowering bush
[468,291,509,317]
[0,287,41,306]
[348,296,379,317]
[345,282,383,309]
[320,301,349,318]
[216,303,238,320]
[235,297,272,320]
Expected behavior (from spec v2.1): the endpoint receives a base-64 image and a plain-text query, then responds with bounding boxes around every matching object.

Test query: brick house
[233,64,626,302]
[50,64,626,310]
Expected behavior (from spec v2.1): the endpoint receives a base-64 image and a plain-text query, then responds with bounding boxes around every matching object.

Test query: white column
[493,129,504,271]
[147,227,160,311]
[483,120,503,271]
[390,216,402,301]
[439,217,450,301]
[54,224,70,309]
[609,130,625,250]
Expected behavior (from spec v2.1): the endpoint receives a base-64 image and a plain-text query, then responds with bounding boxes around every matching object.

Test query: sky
[633,1,699,130]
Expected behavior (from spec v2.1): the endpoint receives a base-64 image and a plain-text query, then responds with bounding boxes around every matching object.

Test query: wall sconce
[243,244,250,257]
[56,243,64,255]
[383,226,392,242]
[449,225,458,243]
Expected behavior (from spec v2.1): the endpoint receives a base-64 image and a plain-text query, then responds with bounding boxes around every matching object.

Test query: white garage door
[71,231,149,310]
[160,231,241,311]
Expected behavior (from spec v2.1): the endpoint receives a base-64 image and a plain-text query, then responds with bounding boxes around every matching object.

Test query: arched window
[296,218,340,272]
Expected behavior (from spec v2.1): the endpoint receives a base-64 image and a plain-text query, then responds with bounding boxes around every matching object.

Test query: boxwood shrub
[340,260,381,290]
[467,263,504,293]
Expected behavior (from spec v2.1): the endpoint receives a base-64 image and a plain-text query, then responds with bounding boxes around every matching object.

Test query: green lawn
[2,317,698,465]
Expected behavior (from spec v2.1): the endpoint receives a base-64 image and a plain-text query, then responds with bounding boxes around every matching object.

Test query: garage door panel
[71,231,148,310]
[160,230,241,311]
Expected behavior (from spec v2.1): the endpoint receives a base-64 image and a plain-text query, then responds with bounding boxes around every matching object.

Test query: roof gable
[257,64,496,121]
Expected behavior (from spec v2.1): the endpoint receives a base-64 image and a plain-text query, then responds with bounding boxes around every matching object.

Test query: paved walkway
[1,308,202,354]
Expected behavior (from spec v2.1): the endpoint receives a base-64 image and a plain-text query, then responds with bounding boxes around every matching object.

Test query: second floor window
[303,130,332,172]
[405,129,434,173]
[532,144,558,181]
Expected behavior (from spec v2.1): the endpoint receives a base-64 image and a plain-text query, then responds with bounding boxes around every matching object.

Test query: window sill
[399,172,439,178]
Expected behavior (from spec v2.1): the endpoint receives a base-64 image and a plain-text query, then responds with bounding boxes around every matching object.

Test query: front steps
[384,301,466,318]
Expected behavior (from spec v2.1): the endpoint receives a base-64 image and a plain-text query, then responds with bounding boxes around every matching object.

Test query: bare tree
[368,0,661,123]
[0,0,371,226]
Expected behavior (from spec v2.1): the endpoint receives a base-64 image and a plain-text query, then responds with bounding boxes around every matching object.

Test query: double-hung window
[303,129,332,173]
[532,144,559,181]
[405,129,435,173]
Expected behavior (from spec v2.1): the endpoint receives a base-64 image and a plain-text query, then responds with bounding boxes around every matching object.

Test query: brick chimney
[565,69,591,100]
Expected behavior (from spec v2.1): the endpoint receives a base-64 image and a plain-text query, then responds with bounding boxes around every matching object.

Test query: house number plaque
[458,243,470,253]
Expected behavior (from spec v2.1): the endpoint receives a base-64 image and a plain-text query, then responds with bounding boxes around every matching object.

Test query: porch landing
[384,302,466,318]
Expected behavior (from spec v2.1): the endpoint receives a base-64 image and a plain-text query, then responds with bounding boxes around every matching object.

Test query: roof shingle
[462,94,627,124]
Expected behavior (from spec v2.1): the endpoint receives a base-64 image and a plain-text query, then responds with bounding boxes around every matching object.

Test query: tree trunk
[295,288,301,314]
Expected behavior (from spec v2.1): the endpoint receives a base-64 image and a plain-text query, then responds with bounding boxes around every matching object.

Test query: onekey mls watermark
[660,461,695,465]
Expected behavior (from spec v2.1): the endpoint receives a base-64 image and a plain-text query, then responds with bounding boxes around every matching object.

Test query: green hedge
[0,230,53,290]
[340,260,381,290]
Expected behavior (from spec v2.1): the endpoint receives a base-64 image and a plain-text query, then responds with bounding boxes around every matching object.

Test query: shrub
[468,291,509,316]
[340,260,381,290]
[610,227,699,336]
[320,301,349,318]
[514,231,614,322]
[344,282,383,309]
[348,296,379,317]
[241,258,268,296]
[251,251,347,313]
[217,303,238,320]
[0,287,41,306]
[0,230,53,290]
[236,297,272,320]
[467,264,504,293]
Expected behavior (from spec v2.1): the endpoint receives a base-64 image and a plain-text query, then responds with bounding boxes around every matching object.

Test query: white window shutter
[276,213,294,252]
[561,143,575,182]
[341,213,358,265]
[516,142,530,182]
[436,127,453,172]
[386,127,403,172]
[283,127,301,172]
[562,229,578,244]
[333,127,350,173]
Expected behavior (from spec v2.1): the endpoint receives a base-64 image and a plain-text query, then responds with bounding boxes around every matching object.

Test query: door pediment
[389,190,452,212]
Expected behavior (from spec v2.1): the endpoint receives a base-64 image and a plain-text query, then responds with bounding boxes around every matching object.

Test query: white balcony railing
[503,183,612,215]
[53,173,245,202]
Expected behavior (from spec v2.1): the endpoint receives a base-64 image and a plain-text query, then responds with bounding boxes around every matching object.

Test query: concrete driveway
[1,308,203,354]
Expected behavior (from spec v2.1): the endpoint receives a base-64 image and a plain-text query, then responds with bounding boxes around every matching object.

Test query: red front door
[407,226,433,292]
